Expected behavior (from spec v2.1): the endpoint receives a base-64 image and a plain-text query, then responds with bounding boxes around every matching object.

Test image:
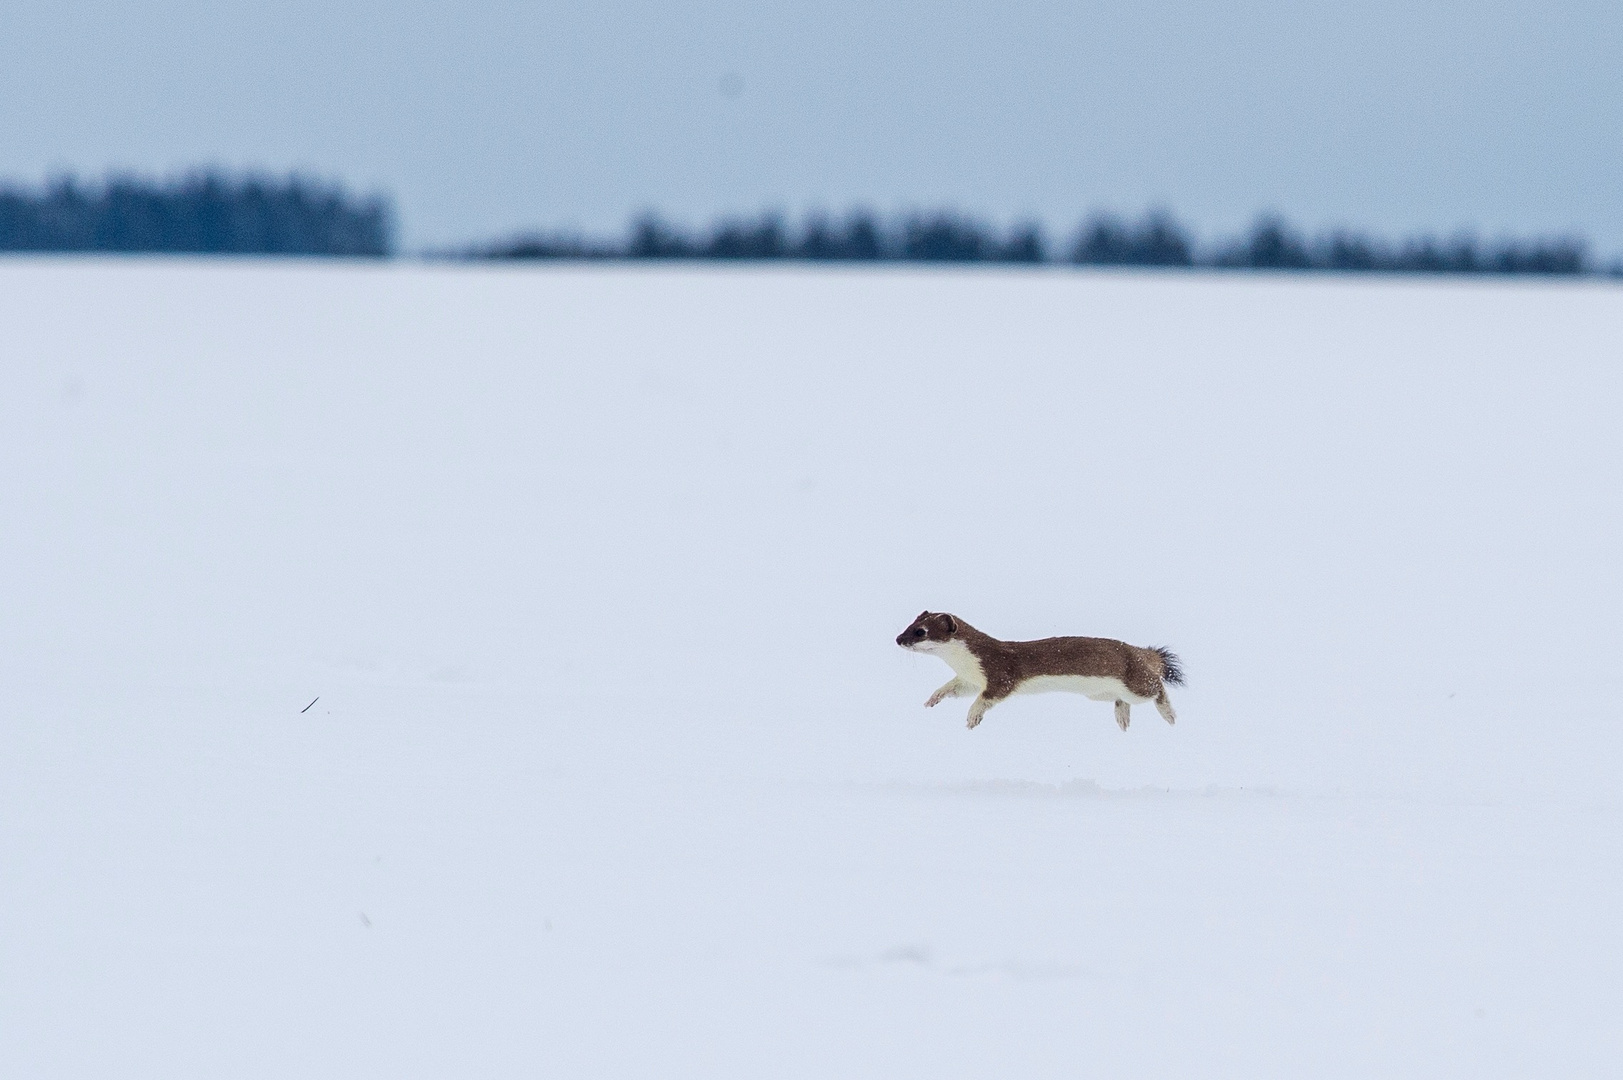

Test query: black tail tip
[1153,647,1185,686]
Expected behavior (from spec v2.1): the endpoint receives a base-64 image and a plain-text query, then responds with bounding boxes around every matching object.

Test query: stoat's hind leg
[1114,700,1131,731]
[926,679,966,708]
[1155,689,1177,725]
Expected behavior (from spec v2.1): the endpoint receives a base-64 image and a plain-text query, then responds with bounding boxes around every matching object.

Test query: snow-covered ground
[3,258,1620,1078]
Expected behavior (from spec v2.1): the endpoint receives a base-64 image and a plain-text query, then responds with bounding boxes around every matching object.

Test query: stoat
[896,611,1184,731]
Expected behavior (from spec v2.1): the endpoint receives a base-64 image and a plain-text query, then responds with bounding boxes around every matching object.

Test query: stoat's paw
[966,716,982,730]
[925,693,945,708]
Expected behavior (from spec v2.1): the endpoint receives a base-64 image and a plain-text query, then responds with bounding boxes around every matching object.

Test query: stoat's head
[896,610,960,652]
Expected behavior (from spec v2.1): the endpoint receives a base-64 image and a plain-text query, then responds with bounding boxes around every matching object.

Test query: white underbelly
[1014,674,1148,703]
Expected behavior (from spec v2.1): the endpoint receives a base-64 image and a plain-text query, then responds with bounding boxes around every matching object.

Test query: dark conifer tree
[1071,211,1191,266]
[1318,231,1385,270]
[997,223,1046,263]
[705,214,787,259]
[837,211,884,260]
[1220,215,1312,269]
[627,214,692,258]
[902,213,989,261]
[797,214,842,259]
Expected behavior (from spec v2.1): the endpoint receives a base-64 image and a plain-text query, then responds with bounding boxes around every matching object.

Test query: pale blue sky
[2,0,1619,253]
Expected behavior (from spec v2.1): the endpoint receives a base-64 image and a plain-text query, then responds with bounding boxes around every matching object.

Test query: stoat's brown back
[974,636,1158,699]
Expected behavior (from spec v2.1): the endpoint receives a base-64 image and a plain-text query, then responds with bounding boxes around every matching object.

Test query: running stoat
[896,611,1184,731]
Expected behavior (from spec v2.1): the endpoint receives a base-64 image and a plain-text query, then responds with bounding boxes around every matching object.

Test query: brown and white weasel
[896,611,1184,731]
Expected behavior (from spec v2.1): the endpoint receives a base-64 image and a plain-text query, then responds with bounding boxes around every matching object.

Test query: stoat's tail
[1150,646,1185,686]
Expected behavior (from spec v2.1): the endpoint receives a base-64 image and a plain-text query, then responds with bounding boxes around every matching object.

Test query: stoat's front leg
[965,694,997,729]
[925,679,967,708]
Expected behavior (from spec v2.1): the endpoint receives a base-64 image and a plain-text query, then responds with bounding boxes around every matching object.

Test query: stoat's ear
[942,615,958,633]
[917,610,931,621]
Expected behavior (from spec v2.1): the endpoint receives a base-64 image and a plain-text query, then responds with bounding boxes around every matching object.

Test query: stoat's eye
[912,627,926,638]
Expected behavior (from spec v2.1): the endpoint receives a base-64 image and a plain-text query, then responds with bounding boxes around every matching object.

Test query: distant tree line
[0,173,393,256]
[1,173,1607,274]
[482,209,1608,276]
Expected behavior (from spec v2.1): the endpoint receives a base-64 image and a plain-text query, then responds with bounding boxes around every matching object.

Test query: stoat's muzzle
[897,626,929,649]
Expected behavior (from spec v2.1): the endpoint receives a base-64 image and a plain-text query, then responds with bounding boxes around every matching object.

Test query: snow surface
[2,258,1621,1078]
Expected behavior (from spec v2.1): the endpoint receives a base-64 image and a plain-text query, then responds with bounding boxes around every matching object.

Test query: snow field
[2,258,1620,1077]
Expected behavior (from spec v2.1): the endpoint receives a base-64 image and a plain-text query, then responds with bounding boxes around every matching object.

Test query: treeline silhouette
[0,173,393,256]
[483,209,1602,275]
